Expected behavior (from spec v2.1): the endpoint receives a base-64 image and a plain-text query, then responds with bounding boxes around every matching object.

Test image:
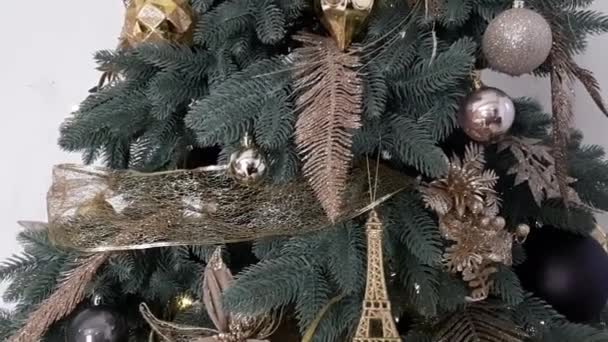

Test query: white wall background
[0,1,606,306]
[0,0,124,307]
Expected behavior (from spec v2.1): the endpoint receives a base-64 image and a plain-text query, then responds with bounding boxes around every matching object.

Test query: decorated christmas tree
[3,0,608,341]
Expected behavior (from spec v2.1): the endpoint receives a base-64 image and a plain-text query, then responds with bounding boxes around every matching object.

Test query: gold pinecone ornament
[121,0,194,48]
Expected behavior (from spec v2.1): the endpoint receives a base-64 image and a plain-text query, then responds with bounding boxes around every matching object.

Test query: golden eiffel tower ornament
[353,209,400,341]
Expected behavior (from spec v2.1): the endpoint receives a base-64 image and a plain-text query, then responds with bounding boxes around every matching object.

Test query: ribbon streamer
[47,163,410,252]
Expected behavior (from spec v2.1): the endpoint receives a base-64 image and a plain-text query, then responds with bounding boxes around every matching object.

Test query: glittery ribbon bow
[140,247,274,342]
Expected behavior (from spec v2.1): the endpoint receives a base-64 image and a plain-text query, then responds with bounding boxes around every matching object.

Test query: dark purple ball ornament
[66,306,128,342]
[516,226,608,323]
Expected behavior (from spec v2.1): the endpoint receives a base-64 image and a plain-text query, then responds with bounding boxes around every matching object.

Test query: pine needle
[8,253,108,342]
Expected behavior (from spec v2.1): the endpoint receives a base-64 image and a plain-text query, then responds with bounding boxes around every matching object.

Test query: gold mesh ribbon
[47,164,410,252]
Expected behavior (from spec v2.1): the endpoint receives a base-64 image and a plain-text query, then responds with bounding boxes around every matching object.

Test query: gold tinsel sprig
[421,144,526,302]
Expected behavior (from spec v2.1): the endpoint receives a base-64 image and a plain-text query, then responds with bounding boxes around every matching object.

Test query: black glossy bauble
[516,226,608,323]
[66,306,128,342]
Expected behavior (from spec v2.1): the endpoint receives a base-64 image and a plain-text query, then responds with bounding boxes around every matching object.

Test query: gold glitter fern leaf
[499,137,581,206]
[292,32,363,222]
[435,304,527,342]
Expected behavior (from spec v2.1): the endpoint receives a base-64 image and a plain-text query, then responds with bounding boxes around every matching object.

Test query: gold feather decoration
[9,251,109,342]
[536,2,608,205]
[434,303,528,342]
[498,137,581,206]
[292,32,363,222]
[550,67,575,205]
[421,144,527,302]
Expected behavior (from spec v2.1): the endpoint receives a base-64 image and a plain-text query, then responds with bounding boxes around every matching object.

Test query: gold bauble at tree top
[121,0,194,48]
[316,0,374,50]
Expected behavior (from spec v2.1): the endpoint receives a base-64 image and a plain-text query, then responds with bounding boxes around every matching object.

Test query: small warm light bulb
[177,295,194,310]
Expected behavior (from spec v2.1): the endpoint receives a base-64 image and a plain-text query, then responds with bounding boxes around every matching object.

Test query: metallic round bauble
[492,216,507,230]
[67,306,128,342]
[515,223,531,243]
[229,146,267,185]
[470,201,484,215]
[479,216,492,228]
[458,87,515,142]
[482,8,553,76]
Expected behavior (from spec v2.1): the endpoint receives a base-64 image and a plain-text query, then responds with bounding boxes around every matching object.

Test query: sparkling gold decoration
[421,144,523,302]
[316,0,374,50]
[292,33,364,222]
[46,164,409,252]
[229,135,267,185]
[141,246,276,341]
[498,137,582,206]
[482,1,552,76]
[545,0,608,204]
[435,303,527,342]
[353,210,400,341]
[121,0,194,48]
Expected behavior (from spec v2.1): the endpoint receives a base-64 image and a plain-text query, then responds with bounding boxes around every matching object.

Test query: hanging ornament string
[353,143,401,341]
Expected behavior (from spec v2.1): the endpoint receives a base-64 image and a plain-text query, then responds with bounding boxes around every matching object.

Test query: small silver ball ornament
[459,87,515,142]
[482,7,553,76]
[229,136,267,185]
[515,223,531,243]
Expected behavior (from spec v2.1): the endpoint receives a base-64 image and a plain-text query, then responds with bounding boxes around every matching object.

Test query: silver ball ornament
[229,146,267,185]
[515,223,531,243]
[482,7,553,76]
[458,87,515,142]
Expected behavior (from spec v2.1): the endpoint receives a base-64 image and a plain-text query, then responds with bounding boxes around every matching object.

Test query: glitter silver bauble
[458,87,515,142]
[482,7,553,76]
[229,137,267,185]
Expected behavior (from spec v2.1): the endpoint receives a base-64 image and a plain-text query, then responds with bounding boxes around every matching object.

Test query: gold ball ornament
[491,216,506,230]
[229,136,268,185]
[121,0,194,48]
[458,87,515,142]
[316,0,375,50]
[482,4,553,76]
